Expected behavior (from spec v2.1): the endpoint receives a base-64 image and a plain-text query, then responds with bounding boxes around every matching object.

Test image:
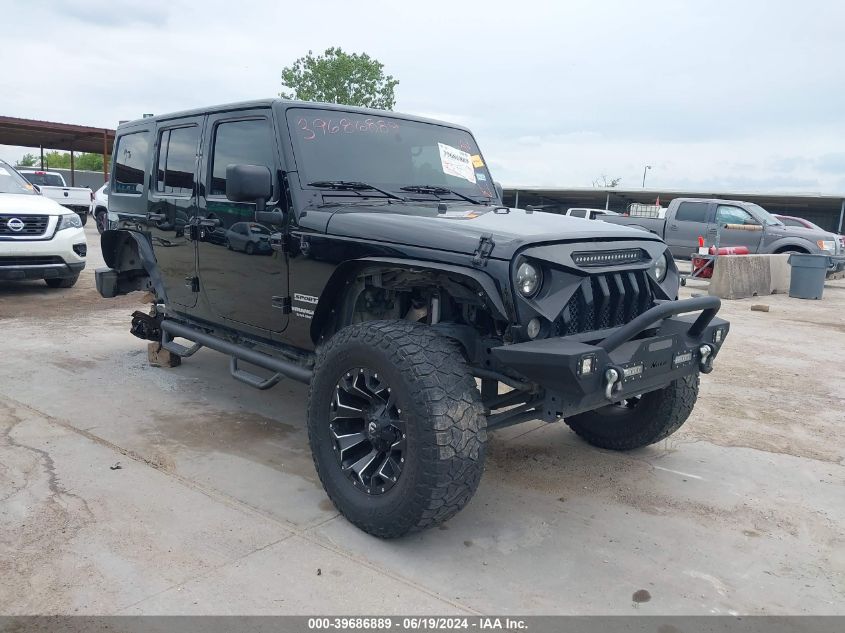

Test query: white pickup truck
[17,169,93,226]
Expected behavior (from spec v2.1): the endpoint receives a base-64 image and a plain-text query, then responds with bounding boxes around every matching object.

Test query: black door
[148,121,202,308]
[196,110,289,332]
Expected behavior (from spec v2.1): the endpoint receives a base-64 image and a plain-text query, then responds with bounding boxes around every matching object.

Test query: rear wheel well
[100,230,160,297]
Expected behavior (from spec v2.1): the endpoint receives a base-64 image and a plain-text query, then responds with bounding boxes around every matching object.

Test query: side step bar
[160,320,313,385]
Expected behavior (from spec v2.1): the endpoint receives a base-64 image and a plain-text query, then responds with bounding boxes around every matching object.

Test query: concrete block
[147,342,181,368]
[708,254,791,300]
[767,254,791,294]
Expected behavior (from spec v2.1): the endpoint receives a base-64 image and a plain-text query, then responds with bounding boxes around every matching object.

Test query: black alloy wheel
[329,367,406,495]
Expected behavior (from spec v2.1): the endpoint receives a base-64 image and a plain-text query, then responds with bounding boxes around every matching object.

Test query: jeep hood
[323,204,662,260]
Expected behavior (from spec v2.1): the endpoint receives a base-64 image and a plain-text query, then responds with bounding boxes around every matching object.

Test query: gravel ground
[0,224,842,615]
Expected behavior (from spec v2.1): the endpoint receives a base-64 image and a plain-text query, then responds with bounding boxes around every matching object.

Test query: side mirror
[226,164,272,210]
[494,181,504,202]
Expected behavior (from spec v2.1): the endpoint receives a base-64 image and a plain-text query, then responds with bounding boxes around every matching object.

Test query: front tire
[45,274,79,289]
[565,375,699,450]
[307,321,487,538]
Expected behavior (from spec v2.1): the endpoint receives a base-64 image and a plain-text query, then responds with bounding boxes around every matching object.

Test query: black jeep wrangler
[97,99,729,538]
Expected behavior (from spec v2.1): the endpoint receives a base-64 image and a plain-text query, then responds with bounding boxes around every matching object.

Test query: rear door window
[568,209,587,218]
[156,125,200,197]
[113,131,150,195]
[675,202,708,223]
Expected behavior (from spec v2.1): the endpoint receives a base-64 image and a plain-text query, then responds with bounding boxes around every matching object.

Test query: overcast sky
[2,0,843,192]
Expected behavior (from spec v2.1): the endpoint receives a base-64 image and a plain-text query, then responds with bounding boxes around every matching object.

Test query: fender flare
[101,229,168,301]
[309,257,510,343]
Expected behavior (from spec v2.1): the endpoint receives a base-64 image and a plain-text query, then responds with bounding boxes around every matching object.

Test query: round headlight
[516,262,542,297]
[652,252,668,282]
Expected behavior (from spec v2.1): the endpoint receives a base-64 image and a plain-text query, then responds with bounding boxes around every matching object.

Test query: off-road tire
[565,374,699,450]
[45,274,79,289]
[95,210,107,235]
[307,320,487,538]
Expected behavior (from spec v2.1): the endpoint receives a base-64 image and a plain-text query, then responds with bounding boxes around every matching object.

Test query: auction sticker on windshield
[438,143,476,184]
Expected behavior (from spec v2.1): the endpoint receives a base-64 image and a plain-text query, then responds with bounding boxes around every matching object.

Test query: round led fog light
[527,318,541,339]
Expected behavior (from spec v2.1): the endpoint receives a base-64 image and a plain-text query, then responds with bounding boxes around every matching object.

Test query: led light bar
[571,249,647,267]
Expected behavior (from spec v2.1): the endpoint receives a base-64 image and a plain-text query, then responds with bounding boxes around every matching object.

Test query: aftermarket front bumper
[492,296,729,419]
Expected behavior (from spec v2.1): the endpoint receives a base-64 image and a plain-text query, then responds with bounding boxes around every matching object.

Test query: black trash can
[788,253,828,300]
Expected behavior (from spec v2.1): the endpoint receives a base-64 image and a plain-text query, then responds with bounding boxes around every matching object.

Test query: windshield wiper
[308,180,406,202]
[400,185,488,205]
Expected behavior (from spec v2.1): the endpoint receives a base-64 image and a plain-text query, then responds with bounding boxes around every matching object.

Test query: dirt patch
[150,407,318,485]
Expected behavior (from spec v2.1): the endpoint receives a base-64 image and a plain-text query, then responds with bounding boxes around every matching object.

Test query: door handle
[669,224,678,231]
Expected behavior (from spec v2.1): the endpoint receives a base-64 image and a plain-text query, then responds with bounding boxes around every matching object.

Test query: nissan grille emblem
[6,217,25,232]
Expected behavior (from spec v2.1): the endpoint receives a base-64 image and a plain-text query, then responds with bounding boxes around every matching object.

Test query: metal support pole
[839,199,844,234]
[39,145,44,169]
[70,148,75,186]
[605,193,610,210]
[514,190,519,209]
[103,130,109,182]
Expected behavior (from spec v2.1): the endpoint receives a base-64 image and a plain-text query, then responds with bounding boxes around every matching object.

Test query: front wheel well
[310,264,505,352]
[774,245,809,254]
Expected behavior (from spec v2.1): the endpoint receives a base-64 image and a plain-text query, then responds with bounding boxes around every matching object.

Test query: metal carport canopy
[0,115,115,183]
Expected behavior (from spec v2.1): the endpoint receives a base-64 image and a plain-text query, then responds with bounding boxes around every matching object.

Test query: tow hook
[699,344,714,373]
[604,367,622,401]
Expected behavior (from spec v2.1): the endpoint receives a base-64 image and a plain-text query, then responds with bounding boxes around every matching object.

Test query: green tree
[26,151,106,171]
[280,47,399,110]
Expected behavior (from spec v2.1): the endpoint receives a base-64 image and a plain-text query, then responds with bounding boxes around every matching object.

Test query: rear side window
[209,118,275,197]
[156,126,199,196]
[113,131,150,195]
[675,202,708,223]
[568,209,587,218]
[21,172,64,187]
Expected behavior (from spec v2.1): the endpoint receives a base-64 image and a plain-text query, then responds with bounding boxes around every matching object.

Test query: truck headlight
[817,239,836,254]
[651,252,668,282]
[57,214,82,231]
[516,261,542,297]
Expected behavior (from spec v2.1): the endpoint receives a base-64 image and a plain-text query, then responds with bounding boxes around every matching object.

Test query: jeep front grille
[0,215,50,236]
[555,270,655,336]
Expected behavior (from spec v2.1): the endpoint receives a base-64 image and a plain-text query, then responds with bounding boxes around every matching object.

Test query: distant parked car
[774,214,845,250]
[563,207,620,220]
[0,159,87,287]
[17,169,93,225]
[225,222,273,255]
[91,183,109,234]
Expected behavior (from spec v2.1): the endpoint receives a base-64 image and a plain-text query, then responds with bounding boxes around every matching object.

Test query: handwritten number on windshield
[297,117,399,141]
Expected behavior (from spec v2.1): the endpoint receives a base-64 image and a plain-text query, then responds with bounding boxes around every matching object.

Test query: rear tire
[307,321,487,538]
[95,210,107,234]
[565,375,699,450]
[45,274,79,289]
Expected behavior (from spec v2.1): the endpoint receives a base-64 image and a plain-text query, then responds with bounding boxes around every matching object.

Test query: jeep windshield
[0,162,37,195]
[287,108,494,203]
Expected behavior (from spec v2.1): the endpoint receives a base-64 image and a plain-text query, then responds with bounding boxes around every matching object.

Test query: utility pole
[642,165,652,188]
